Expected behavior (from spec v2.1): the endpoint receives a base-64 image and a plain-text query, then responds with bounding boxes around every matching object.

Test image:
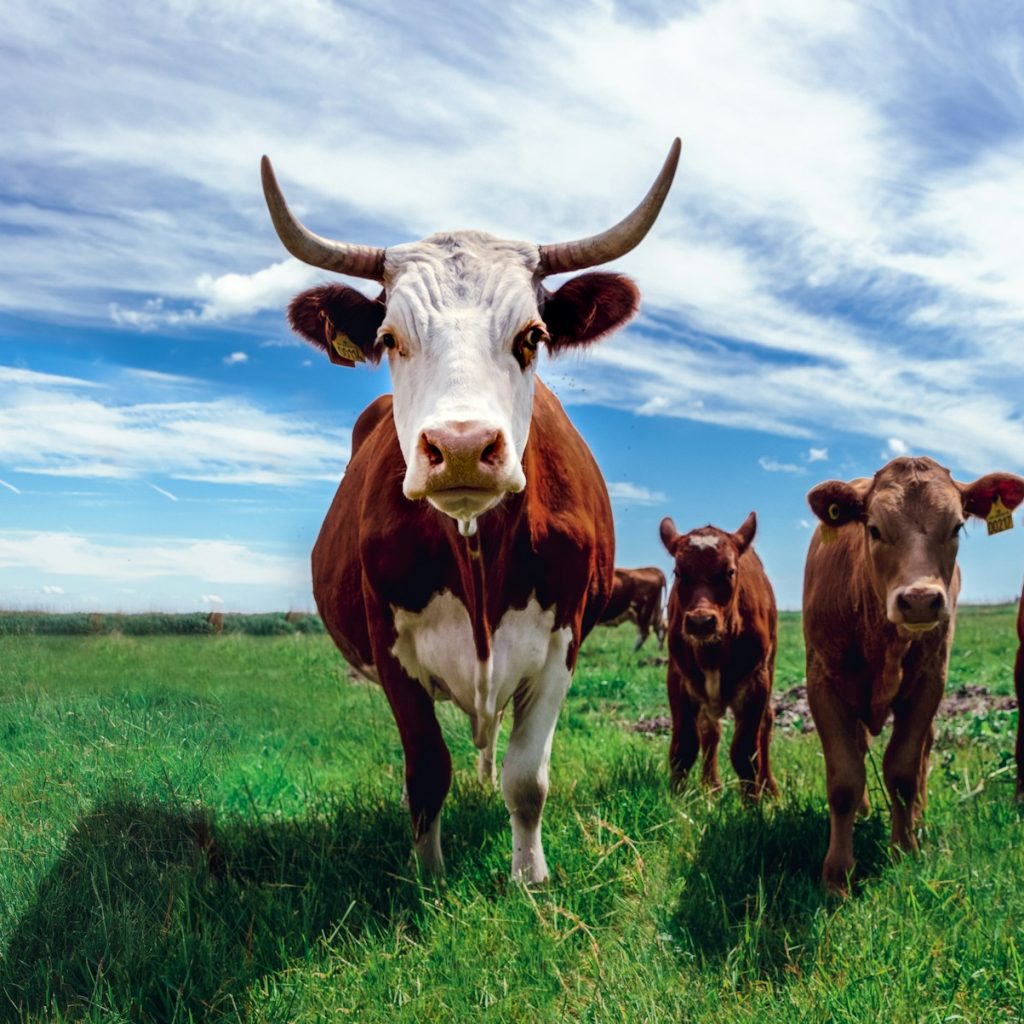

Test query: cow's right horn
[261,156,386,281]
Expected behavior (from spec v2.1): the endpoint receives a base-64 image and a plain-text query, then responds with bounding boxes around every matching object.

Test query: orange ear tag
[820,502,842,545]
[986,496,1014,536]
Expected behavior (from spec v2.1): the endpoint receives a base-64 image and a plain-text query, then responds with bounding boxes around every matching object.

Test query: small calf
[598,566,667,651]
[659,512,778,799]
[804,456,1024,891]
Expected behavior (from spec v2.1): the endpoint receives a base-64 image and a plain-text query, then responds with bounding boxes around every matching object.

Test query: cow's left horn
[261,156,386,281]
[538,138,680,276]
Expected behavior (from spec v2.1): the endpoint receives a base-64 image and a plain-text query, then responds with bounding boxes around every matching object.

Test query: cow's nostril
[929,593,943,611]
[481,439,499,465]
[421,434,445,468]
[897,593,911,612]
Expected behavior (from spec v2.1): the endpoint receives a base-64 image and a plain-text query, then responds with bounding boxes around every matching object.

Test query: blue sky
[1,0,1023,612]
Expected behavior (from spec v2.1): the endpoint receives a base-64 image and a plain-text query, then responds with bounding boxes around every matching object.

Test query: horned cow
[263,141,680,881]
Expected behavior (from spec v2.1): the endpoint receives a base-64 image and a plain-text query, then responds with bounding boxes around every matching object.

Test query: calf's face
[660,512,757,644]
[808,457,1024,632]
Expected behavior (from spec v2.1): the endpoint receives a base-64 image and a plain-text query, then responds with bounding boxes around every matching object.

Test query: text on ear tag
[331,333,366,363]
[987,496,1014,536]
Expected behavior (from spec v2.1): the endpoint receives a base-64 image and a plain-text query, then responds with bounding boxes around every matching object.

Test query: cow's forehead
[677,530,733,571]
[869,458,960,521]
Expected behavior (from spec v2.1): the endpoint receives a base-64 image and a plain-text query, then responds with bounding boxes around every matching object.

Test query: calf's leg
[1016,638,1024,801]
[884,700,939,852]
[667,663,700,790]
[698,707,723,791]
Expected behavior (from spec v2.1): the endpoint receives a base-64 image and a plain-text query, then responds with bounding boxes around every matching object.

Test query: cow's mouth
[896,620,941,636]
[426,486,505,521]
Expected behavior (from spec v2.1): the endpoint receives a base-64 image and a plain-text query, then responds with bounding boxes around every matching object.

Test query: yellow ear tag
[986,495,1014,536]
[331,332,366,364]
[820,502,842,545]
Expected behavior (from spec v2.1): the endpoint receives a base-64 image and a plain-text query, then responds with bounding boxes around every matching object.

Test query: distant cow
[1016,585,1024,801]
[206,611,225,634]
[659,513,778,798]
[263,141,679,881]
[599,567,667,651]
[804,456,1024,891]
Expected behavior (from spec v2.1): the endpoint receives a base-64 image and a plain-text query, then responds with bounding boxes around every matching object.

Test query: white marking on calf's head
[688,533,720,551]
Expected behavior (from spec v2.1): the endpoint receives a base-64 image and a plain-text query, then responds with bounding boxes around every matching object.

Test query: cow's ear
[807,479,867,528]
[959,472,1024,519]
[659,516,679,554]
[541,272,639,353]
[287,285,386,367]
[732,511,757,554]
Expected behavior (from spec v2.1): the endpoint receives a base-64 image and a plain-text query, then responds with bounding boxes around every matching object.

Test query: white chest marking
[390,590,568,746]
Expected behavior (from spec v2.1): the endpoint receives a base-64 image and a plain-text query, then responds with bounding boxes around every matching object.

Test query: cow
[598,566,667,651]
[658,513,779,799]
[206,610,225,634]
[261,140,680,882]
[1016,583,1024,801]
[803,456,1024,892]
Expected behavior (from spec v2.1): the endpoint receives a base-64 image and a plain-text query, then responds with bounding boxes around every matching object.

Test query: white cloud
[222,351,249,366]
[0,478,21,494]
[886,438,909,456]
[606,481,667,506]
[201,593,223,605]
[806,447,828,463]
[0,364,349,486]
[147,482,178,502]
[0,530,307,587]
[759,456,804,474]
[41,584,64,594]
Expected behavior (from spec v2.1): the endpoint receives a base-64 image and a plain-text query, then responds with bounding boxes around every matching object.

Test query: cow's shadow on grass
[666,798,888,979]
[0,784,508,1022]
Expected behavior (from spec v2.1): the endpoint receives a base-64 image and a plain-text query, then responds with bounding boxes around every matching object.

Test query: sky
[1,0,1023,612]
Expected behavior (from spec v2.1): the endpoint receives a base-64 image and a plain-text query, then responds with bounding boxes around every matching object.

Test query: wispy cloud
[0,478,21,494]
[606,481,668,506]
[806,447,828,463]
[759,456,804,475]
[222,351,248,366]
[0,365,349,486]
[147,482,179,502]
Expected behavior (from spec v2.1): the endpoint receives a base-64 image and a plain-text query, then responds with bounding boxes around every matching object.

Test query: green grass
[0,607,1021,1022]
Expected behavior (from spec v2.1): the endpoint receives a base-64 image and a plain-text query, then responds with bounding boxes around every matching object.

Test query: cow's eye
[727,568,737,580]
[522,325,546,350]
[515,324,548,369]
[380,331,397,350]
[951,522,965,539]
[868,524,882,541]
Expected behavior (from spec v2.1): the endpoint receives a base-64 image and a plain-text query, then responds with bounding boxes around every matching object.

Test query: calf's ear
[541,273,639,353]
[732,511,757,554]
[287,285,386,366]
[659,516,679,553]
[807,479,867,528]
[959,472,1024,519]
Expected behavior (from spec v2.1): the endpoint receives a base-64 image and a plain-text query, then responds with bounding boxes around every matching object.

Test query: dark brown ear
[807,480,867,527]
[541,272,639,352]
[732,511,757,554]
[959,472,1024,518]
[287,285,386,367]
[659,516,678,553]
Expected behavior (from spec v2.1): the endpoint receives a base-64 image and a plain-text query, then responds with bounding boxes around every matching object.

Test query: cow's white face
[381,232,542,526]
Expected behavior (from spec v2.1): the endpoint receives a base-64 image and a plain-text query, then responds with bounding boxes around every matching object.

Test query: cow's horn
[261,156,386,281]
[538,138,681,276]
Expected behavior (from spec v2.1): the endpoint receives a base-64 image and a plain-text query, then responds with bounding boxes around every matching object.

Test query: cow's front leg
[731,676,776,800]
[1015,640,1024,801]
[501,636,572,884]
[808,671,865,893]
[698,707,723,791]
[884,697,940,853]
[379,662,452,882]
[667,663,700,791]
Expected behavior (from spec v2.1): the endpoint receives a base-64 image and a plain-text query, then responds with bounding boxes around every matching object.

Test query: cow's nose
[685,612,717,636]
[420,422,505,481]
[895,586,946,624]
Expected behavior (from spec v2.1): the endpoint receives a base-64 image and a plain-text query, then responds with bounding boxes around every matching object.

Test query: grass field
[0,607,1021,1022]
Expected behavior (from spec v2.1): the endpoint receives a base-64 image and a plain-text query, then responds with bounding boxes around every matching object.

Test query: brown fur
[659,512,778,799]
[311,380,614,849]
[599,566,667,652]
[803,456,1024,891]
[1015,585,1024,800]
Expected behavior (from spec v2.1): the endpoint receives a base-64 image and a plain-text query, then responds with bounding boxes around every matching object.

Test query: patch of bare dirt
[630,683,1018,735]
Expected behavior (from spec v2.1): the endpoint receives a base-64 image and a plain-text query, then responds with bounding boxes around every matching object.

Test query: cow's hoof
[821,859,853,896]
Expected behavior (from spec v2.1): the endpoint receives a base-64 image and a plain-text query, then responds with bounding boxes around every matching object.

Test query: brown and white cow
[804,456,1024,891]
[598,566,667,651]
[1015,581,1024,801]
[262,141,680,882]
[659,513,779,799]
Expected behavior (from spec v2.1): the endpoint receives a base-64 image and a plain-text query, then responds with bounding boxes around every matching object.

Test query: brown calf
[804,456,1024,891]
[1016,583,1024,800]
[599,566,667,651]
[659,512,778,798]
